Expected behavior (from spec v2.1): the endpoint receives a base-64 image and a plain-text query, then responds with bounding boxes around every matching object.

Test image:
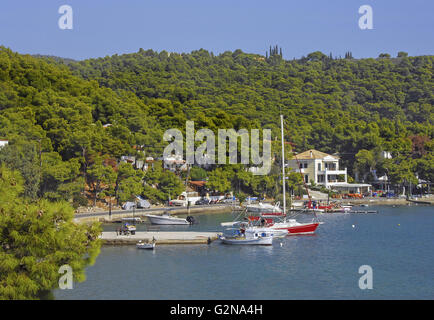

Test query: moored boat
[219,228,274,245]
[246,202,281,213]
[268,219,320,235]
[146,212,194,225]
[136,240,156,250]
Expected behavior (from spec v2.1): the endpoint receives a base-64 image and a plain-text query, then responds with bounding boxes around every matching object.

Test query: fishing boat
[136,240,156,250]
[306,201,332,212]
[219,228,274,245]
[248,226,288,238]
[240,220,288,237]
[145,212,195,225]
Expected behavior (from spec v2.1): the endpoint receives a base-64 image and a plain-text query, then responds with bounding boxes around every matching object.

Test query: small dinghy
[136,240,156,250]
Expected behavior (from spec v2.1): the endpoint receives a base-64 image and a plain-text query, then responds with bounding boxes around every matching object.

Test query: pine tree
[0,165,102,299]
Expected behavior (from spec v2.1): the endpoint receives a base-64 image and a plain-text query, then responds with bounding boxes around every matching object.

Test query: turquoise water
[55,205,434,299]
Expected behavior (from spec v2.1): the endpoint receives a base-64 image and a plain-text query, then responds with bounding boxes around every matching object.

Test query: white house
[158,154,187,172]
[287,149,347,187]
[287,149,371,194]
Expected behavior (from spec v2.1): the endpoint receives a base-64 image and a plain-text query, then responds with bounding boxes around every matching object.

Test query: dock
[100,231,222,245]
[74,204,238,224]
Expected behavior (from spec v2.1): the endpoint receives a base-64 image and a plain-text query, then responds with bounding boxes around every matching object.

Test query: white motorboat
[145,212,191,225]
[136,240,156,250]
[246,202,281,213]
[246,226,287,238]
[219,228,274,245]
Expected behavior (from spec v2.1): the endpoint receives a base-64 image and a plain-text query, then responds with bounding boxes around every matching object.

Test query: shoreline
[73,197,432,224]
[73,204,238,224]
[332,197,433,206]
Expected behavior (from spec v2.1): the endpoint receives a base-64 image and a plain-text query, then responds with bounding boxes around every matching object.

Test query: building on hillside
[158,154,187,172]
[287,149,372,194]
[120,155,154,171]
[287,149,347,186]
[188,180,207,195]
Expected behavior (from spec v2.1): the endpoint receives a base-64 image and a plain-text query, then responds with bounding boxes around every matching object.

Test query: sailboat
[265,115,321,235]
[220,115,321,235]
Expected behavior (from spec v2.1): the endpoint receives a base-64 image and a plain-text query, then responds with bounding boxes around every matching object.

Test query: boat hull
[146,214,189,225]
[220,236,273,245]
[271,222,320,235]
[247,227,288,238]
[246,204,281,213]
[136,243,155,249]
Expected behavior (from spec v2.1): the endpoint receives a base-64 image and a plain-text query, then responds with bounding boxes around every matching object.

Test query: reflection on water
[55,206,434,300]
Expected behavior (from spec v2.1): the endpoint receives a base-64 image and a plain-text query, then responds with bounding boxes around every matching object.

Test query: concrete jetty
[100,231,221,245]
[74,204,239,224]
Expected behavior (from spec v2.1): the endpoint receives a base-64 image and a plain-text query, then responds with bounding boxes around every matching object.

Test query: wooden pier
[100,231,221,245]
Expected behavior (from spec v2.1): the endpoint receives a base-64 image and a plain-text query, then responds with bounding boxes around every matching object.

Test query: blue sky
[0,0,432,60]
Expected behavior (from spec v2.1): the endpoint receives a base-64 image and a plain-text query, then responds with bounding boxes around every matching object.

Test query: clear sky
[0,0,432,60]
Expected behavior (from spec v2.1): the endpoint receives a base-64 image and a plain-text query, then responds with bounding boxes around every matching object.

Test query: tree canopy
[0,46,433,201]
[0,165,101,299]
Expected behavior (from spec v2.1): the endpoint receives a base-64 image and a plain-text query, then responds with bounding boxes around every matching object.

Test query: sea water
[54,205,433,299]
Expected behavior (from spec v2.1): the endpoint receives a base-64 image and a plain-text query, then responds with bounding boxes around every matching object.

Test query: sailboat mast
[280,115,286,215]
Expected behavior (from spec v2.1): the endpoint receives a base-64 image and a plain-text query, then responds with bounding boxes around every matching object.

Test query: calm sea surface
[55,205,433,299]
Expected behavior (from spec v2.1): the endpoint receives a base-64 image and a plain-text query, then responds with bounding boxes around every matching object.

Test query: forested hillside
[0,47,164,204]
[0,46,433,205]
[66,48,433,182]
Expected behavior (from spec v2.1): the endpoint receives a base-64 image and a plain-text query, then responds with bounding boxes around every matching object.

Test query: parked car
[122,201,136,210]
[220,198,236,204]
[122,196,151,210]
[136,196,151,208]
[380,192,396,198]
[195,198,210,205]
[169,199,189,206]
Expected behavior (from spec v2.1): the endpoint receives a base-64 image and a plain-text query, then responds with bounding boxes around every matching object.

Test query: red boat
[268,219,320,235]
[248,215,320,235]
[306,200,333,211]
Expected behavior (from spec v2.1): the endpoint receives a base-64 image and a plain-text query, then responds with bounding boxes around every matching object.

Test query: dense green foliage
[0,165,101,299]
[0,47,167,205]
[65,49,433,184]
[1,46,433,201]
[0,45,431,299]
